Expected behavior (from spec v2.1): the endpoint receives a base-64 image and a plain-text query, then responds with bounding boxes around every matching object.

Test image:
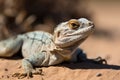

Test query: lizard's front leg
[12,52,46,79]
[12,59,43,79]
[72,48,107,64]
[20,59,34,79]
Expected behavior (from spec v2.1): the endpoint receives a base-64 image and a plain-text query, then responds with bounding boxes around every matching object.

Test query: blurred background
[0,0,120,65]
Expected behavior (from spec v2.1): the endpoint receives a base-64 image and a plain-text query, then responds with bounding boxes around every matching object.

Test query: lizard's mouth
[65,25,94,36]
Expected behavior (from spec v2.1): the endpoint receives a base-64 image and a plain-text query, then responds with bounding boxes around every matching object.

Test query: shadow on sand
[57,62,120,70]
[57,48,120,70]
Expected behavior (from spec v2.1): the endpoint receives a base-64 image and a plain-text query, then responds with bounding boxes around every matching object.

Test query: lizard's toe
[26,72,33,79]
[12,73,20,77]
[94,56,107,64]
[18,73,27,79]
[32,68,43,75]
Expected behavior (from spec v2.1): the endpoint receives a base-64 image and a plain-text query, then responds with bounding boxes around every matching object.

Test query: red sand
[0,1,120,80]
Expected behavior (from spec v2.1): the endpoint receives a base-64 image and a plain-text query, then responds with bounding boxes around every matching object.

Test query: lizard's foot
[12,68,43,79]
[92,56,107,64]
[12,72,32,79]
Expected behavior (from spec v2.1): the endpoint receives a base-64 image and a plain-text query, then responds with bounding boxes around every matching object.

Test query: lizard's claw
[93,56,107,64]
[32,68,43,75]
[12,73,21,77]
[12,72,33,79]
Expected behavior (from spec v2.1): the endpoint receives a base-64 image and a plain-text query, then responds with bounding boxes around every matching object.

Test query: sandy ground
[0,1,120,80]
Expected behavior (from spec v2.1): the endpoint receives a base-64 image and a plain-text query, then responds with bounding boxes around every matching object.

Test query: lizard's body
[21,31,69,66]
[0,18,94,78]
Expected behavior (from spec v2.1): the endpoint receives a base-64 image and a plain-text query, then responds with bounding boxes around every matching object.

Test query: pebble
[1,75,4,78]
[7,75,9,78]
[96,73,102,77]
[4,68,8,71]
[18,65,22,69]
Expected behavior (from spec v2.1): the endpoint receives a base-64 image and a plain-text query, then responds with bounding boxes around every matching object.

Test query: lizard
[0,18,104,79]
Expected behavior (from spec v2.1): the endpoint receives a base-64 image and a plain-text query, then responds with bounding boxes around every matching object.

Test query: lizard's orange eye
[68,19,80,29]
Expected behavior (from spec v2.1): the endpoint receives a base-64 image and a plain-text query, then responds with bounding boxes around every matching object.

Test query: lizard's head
[54,18,94,48]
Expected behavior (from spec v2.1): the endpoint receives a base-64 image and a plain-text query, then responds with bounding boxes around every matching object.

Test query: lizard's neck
[54,39,85,61]
[50,36,87,62]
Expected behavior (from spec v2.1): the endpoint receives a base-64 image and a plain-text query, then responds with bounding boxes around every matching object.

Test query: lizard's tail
[0,36,23,57]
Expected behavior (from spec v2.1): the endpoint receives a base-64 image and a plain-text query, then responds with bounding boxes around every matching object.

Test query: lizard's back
[22,31,54,58]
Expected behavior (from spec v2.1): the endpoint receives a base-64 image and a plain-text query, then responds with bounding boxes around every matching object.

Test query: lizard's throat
[53,38,87,61]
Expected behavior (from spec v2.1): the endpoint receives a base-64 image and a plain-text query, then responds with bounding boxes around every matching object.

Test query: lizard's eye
[68,19,80,29]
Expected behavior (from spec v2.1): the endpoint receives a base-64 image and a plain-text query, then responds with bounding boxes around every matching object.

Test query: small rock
[18,65,22,69]
[4,68,8,71]
[1,75,4,78]
[96,73,102,77]
[7,75,9,78]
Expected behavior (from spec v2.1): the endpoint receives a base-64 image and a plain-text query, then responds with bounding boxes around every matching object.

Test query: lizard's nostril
[89,22,95,28]
[89,22,94,26]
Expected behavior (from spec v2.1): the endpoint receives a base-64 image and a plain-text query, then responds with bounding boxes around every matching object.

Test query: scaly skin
[0,18,94,78]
